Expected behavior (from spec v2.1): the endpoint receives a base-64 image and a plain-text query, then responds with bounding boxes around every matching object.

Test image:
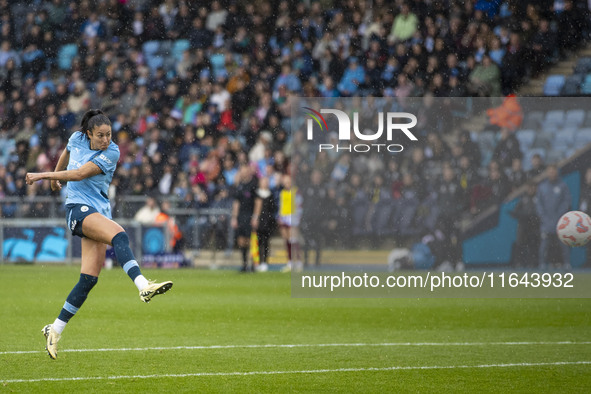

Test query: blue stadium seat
[552,135,574,152]
[57,44,78,70]
[142,41,160,58]
[551,128,577,154]
[515,129,536,149]
[564,109,585,128]
[543,75,565,96]
[477,130,497,166]
[580,74,591,95]
[583,111,591,127]
[173,39,191,61]
[478,130,497,149]
[555,127,577,142]
[574,57,591,74]
[542,110,565,131]
[532,131,552,149]
[561,74,583,96]
[575,128,591,146]
[522,110,544,129]
[546,149,564,164]
[146,56,163,73]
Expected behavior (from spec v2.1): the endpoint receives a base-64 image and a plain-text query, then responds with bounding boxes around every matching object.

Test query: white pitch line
[2,361,591,384]
[1,341,591,356]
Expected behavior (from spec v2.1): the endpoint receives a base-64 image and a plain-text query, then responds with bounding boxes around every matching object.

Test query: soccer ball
[556,211,591,247]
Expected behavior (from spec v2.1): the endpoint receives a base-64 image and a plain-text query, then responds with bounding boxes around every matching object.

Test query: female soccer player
[26,109,173,360]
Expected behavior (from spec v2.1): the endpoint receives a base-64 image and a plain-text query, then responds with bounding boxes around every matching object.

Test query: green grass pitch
[1,265,590,392]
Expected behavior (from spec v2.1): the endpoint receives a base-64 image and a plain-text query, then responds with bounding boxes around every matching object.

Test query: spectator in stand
[134,196,161,224]
[188,17,213,50]
[468,54,502,97]
[388,2,418,44]
[205,1,227,33]
[273,63,301,95]
[424,132,451,163]
[81,12,105,45]
[0,40,19,68]
[458,131,481,168]
[337,57,365,97]
[488,37,505,67]
[507,158,527,191]
[527,153,546,180]
[501,33,526,94]
[457,155,479,212]
[492,128,522,169]
[530,19,556,77]
[486,161,511,207]
[557,0,586,56]
[67,81,90,116]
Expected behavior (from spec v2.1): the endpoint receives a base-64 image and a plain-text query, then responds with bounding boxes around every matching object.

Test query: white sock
[52,318,67,334]
[134,275,149,291]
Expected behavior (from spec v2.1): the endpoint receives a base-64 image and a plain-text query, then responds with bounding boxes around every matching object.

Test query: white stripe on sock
[134,275,149,291]
[52,318,67,334]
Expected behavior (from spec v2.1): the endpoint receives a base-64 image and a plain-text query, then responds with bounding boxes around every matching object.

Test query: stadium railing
[0,195,234,258]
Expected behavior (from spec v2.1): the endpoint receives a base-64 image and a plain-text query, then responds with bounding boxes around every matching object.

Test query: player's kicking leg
[82,213,173,302]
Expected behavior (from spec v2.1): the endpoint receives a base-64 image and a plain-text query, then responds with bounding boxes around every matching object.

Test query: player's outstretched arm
[26,161,102,185]
[50,148,70,191]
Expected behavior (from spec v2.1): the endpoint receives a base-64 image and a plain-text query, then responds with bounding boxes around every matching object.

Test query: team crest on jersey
[81,206,89,212]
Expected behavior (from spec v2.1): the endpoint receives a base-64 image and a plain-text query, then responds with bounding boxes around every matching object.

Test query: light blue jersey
[65,131,119,219]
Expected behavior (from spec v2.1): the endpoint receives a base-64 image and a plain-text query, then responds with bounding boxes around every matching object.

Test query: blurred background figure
[278,174,301,272]
[536,165,571,270]
[155,200,184,253]
[134,196,160,224]
[231,164,258,272]
[510,182,540,269]
[253,177,276,272]
[300,169,327,267]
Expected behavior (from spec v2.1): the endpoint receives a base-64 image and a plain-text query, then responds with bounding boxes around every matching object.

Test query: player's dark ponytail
[81,109,111,136]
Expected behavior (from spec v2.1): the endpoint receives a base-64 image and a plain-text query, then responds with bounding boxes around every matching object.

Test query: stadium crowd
[0,0,590,258]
